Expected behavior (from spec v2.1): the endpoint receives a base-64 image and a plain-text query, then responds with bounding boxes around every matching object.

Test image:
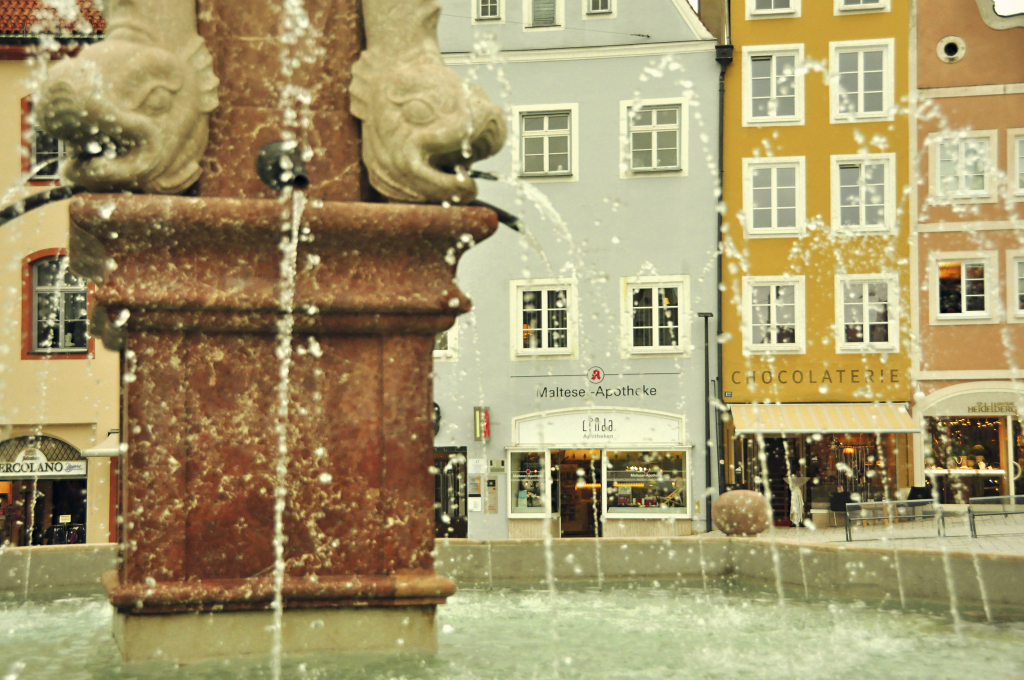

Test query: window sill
[836,344,899,355]
[927,193,998,206]
[475,15,502,20]
[433,351,457,362]
[628,166,683,174]
[586,10,613,15]
[748,9,800,19]
[742,116,804,128]
[622,167,686,179]
[628,346,690,357]
[830,110,895,125]
[526,23,562,29]
[744,344,805,355]
[519,173,577,183]
[745,228,803,239]
[516,350,574,358]
[831,224,897,236]
[836,3,888,12]
[24,350,90,360]
[932,313,998,326]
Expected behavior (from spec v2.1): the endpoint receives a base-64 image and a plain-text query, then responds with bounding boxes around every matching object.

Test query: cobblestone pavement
[710,513,1024,555]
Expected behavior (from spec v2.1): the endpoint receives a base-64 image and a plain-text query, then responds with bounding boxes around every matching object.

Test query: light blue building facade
[433,0,723,539]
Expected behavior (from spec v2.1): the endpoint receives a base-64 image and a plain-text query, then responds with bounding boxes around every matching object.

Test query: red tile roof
[0,0,104,37]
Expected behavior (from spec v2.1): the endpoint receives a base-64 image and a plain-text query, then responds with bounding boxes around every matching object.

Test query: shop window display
[926,417,1007,502]
[605,451,687,514]
[806,435,896,504]
[510,451,545,513]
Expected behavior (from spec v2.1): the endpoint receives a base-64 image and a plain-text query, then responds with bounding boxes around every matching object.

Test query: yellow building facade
[0,9,118,548]
[720,0,915,525]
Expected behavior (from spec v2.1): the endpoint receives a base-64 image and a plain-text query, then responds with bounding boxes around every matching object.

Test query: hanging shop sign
[474,407,490,442]
[0,448,87,478]
[513,408,684,447]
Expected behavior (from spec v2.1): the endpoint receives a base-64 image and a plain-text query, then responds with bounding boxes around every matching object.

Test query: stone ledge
[113,605,437,663]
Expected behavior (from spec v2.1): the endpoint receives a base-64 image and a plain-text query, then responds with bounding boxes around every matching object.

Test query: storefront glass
[510,451,545,514]
[605,450,688,514]
[925,417,1007,502]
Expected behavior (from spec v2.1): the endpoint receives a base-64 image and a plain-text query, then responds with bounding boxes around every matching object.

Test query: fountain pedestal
[70,194,495,662]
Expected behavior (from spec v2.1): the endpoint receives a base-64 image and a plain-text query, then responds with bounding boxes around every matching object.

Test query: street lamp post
[698,311,714,533]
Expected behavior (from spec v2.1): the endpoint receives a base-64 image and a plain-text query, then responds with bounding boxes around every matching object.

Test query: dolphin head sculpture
[36,35,218,194]
[352,51,506,204]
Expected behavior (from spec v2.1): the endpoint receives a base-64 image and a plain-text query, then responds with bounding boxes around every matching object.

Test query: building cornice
[443,40,716,66]
[918,83,1024,99]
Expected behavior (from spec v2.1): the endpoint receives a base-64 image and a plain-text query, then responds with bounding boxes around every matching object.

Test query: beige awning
[730,403,916,435]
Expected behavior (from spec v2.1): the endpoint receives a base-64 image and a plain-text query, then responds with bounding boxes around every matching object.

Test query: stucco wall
[436,6,721,538]
[916,0,1024,89]
[721,0,913,405]
[0,59,119,544]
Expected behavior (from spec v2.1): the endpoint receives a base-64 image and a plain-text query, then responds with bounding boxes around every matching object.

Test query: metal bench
[844,499,945,542]
[967,495,1024,538]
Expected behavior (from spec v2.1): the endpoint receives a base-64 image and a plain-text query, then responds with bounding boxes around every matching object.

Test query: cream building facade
[0,4,118,546]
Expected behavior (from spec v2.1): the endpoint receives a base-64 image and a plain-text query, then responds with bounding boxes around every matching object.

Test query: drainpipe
[714,5,733,503]
[699,312,714,532]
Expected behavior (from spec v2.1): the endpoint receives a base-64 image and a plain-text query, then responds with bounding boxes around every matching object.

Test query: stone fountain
[35,0,505,663]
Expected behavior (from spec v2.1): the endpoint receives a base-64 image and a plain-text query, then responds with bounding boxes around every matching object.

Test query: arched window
[31,255,89,354]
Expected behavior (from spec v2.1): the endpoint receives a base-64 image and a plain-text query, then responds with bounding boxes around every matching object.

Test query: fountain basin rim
[102,570,456,614]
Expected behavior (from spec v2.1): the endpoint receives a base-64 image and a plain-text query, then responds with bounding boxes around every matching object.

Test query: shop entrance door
[434,447,468,539]
[553,450,602,537]
[762,438,800,526]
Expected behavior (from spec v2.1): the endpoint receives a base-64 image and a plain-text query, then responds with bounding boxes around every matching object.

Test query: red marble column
[71,195,495,613]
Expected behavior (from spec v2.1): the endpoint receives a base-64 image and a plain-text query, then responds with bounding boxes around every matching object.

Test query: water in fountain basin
[2,587,1024,679]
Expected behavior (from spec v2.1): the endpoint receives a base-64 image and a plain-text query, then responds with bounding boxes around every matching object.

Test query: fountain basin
[3,585,1024,677]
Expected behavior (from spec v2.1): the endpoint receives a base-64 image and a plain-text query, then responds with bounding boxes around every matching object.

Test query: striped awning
[730,403,916,434]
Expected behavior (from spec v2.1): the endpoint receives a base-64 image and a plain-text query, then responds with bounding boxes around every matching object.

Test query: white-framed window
[620,276,690,356]
[746,0,800,19]
[586,0,613,14]
[1008,129,1024,199]
[741,156,806,237]
[433,322,459,361]
[473,0,501,20]
[513,104,578,182]
[619,97,688,178]
[928,251,999,325]
[741,276,806,354]
[1005,249,1024,324]
[31,255,89,354]
[510,278,577,358]
[834,0,890,15]
[524,0,563,28]
[834,274,899,353]
[30,127,64,181]
[830,153,896,234]
[829,39,895,123]
[742,45,805,127]
[927,130,999,203]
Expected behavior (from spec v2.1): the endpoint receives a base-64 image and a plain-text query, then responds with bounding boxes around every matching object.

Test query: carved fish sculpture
[36,0,218,194]
[35,0,503,203]
[351,0,507,204]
